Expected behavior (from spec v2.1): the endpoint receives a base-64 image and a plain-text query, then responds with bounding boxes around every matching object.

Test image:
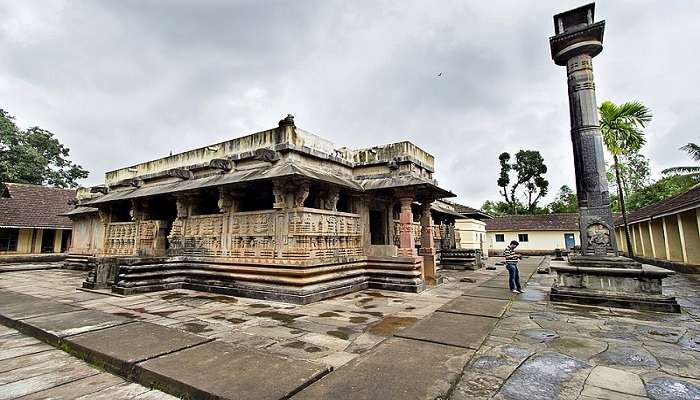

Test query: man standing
[504,240,522,294]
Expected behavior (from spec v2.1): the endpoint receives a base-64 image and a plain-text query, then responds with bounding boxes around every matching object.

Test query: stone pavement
[450,264,700,400]
[0,325,176,399]
[0,262,61,273]
[1,258,699,399]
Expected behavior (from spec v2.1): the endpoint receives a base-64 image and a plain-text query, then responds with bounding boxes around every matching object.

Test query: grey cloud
[0,0,697,207]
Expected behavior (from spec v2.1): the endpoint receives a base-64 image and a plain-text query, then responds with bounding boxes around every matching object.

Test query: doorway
[41,229,56,253]
[369,210,387,245]
[564,233,575,250]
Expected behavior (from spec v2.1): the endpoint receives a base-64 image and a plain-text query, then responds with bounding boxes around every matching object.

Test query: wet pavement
[0,257,699,399]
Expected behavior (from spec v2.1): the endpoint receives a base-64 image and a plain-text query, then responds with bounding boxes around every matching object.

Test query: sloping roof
[0,183,75,229]
[83,162,362,206]
[486,213,579,231]
[440,199,493,220]
[431,200,465,219]
[616,185,700,225]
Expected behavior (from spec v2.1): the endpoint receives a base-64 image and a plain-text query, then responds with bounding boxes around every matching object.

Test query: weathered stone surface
[548,337,607,360]
[64,322,211,376]
[497,352,590,400]
[644,377,700,400]
[293,337,472,400]
[438,296,510,318]
[517,328,559,343]
[19,373,126,400]
[586,365,646,396]
[18,309,132,345]
[0,297,81,325]
[451,371,503,400]
[463,286,515,300]
[594,345,659,368]
[0,361,98,400]
[395,312,497,349]
[137,340,328,400]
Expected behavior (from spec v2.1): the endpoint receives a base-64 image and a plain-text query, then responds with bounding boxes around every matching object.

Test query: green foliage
[623,174,700,211]
[481,199,549,217]
[496,149,549,214]
[0,109,87,187]
[548,185,578,213]
[662,143,700,178]
[599,101,652,156]
[606,152,651,195]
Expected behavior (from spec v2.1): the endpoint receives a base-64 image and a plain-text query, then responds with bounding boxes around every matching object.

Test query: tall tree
[662,143,700,178]
[0,109,88,188]
[599,100,652,257]
[605,151,651,203]
[497,150,549,214]
[549,185,578,213]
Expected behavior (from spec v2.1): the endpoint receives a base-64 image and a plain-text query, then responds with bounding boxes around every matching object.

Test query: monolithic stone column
[419,201,437,282]
[396,193,417,257]
[550,3,617,256]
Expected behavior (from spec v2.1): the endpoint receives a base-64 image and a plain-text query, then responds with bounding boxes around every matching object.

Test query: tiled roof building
[0,183,75,255]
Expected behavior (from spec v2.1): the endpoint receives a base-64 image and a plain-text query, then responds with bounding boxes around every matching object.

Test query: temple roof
[0,183,75,229]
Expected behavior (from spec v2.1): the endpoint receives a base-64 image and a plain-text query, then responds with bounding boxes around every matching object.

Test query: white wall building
[485,213,580,255]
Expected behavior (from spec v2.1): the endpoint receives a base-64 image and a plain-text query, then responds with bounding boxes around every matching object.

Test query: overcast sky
[1,0,698,207]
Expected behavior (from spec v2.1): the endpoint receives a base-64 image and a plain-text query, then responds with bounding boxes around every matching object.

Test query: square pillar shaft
[419,201,436,282]
[397,196,417,257]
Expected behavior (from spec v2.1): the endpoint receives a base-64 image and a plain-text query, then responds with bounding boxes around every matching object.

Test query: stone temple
[65,115,462,303]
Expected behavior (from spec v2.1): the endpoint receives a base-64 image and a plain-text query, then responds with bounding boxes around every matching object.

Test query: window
[0,228,19,252]
[518,233,529,242]
[495,234,505,243]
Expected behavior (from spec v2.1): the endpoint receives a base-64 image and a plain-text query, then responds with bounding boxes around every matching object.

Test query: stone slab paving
[15,308,133,346]
[292,337,473,400]
[0,297,81,327]
[0,327,176,400]
[64,321,213,377]
[439,296,511,318]
[0,262,61,273]
[462,286,516,300]
[395,311,499,349]
[136,340,330,400]
[450,262,700,400]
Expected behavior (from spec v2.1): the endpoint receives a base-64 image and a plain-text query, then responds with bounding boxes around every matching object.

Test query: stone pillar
[419,200,436,283]
[550,5,618,256]
[396,193,416,257]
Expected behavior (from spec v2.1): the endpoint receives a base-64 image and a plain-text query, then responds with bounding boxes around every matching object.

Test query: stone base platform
[550,257,680,313]
[438,249,482,270]
[550,287,680,313]
[98,255,427,304]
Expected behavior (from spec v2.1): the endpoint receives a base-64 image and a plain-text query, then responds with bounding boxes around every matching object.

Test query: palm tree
[599,100,653,257]
[662,143,700,178]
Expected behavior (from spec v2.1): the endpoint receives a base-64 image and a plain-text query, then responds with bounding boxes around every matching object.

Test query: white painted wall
[455,218,487,256]
[486,230,580,254]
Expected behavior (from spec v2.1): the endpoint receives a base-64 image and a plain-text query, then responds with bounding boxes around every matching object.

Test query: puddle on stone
[319,311,341,318]
[305,346,322,353]
[327,330,350,340]
[178,322,212,334]
[283,340,306,349]
[519,329,559,342]
[161,293,186,300]
[369,316,417,336]
[151,310,178,317]
[253,310,303,323]
[405,306,417,311]
[249,304,271,308]
[353,311,384,318]
[112,312,137,318]
[348,316,368,324]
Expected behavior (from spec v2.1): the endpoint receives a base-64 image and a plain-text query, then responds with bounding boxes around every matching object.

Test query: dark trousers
[505,262,521,291]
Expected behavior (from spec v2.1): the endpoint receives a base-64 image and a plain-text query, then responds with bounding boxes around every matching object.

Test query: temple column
[419,200,437,283]
[395,192,416,257]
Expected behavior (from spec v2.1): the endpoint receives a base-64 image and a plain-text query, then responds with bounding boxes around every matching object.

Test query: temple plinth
[548,3,679,312]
